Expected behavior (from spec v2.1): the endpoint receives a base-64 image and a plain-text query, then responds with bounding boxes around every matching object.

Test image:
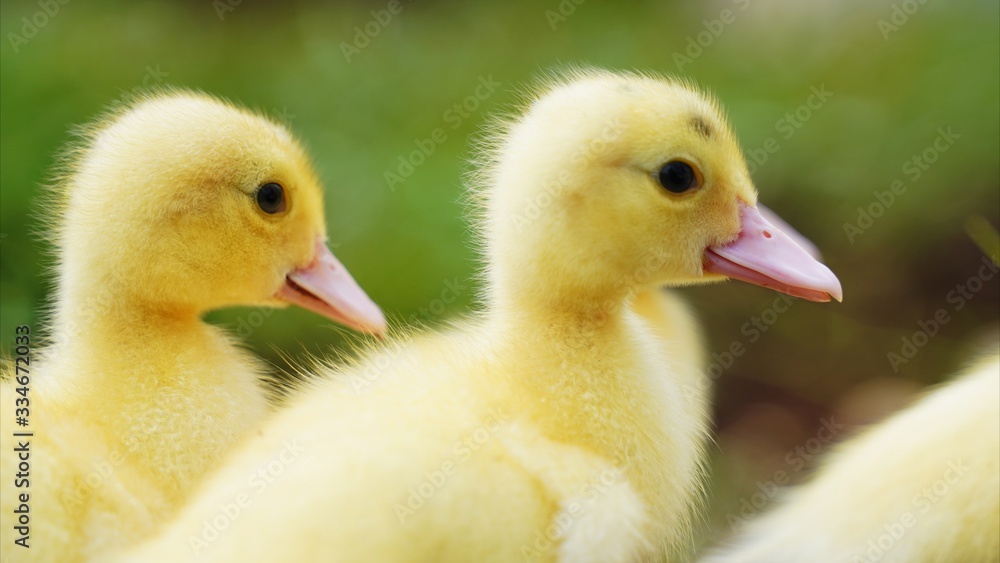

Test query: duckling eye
[657,161,698,194]
[256,182,286,214]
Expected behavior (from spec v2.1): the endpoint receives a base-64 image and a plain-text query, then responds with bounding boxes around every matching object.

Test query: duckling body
[118,309,707,562]
[633,289,710,431]
[0,328,268,561]
[700,354,1000,563]
[0,91,384,562]
[121,70,841,563]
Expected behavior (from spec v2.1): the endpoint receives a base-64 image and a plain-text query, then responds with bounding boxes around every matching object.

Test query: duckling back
[700,354,1000,563]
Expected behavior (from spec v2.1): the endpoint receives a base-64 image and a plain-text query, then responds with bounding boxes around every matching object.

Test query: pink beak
[704,202,843,303]
[757,204,822,260]
[275,239,387,334]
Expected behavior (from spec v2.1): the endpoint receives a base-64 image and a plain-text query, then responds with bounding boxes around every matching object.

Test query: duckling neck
[48,281,264,404]
[51,282,204,364]
[45,281,269,494]
[487,272,635,331]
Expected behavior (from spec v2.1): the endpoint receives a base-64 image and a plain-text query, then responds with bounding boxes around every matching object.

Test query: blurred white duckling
[700,352,999,563]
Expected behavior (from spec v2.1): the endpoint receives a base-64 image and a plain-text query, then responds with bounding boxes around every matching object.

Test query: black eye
[657,161,698,194]
[256,182,285,214]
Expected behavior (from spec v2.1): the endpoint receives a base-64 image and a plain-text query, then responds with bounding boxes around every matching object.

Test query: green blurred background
[1,0,998,550]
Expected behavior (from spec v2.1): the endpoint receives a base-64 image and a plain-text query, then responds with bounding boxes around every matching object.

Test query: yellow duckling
[700,353,1000,563]
[0,90,385,562]
[120,70,841,563]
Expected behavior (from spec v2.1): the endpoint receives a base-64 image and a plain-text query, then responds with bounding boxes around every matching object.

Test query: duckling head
[55,90,385,333]
[480,69,841,313]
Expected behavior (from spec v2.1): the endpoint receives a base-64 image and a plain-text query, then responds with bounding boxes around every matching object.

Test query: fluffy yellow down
[119,69,766,563]
[700,353,1000,563]
[0,90,337,562]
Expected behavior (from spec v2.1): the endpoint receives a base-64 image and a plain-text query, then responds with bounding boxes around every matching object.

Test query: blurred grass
[1,0,998,546]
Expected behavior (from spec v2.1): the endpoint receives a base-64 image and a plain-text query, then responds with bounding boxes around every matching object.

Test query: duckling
[700,353,1000,563]
[120,70,841,563]
[0,90,385,562]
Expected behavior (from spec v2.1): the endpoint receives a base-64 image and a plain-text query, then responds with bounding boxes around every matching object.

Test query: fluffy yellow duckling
[0,91,385,562]
[120,70,841,563]
[700,353,1000,563]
